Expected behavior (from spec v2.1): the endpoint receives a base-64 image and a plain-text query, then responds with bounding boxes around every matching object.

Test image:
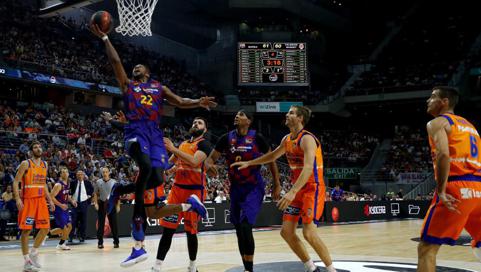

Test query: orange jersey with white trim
[174,138,206,186]
[284,130,324,185]
[21,159,48,199]
[429,113,481,179]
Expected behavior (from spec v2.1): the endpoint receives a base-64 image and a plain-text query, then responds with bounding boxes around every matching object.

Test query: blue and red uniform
[214,130,270,225]
[54,180,72,228]
[123,79,169,169]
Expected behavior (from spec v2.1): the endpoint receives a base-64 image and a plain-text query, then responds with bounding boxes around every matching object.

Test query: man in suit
[69,170,94,243]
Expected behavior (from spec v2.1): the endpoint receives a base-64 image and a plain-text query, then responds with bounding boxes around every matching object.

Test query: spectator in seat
[330,184,344,201]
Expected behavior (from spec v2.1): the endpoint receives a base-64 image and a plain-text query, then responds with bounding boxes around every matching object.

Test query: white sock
[23,254,31,262]
[304,259,316,271]
[30,247,38,255]
[326,264,337,272]
[189,260,196,269]
[134,241,142,250]
[474,247,481,262]
[154,259,163,269]
[181,203,191,211]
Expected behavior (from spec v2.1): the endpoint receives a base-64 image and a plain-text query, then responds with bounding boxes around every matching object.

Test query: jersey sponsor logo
[25,217,34,225]
[133,87,142,93]
[456,125,480,136]
[143,88,159,94]
[284,206,301,216]
[162,214,179,223]
[460,188,481,199]
[363,205,386,216]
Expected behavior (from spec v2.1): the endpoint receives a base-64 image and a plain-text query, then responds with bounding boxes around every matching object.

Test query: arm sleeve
[214,133,229,153]
[198,140,213,156]
[255,133,270,153]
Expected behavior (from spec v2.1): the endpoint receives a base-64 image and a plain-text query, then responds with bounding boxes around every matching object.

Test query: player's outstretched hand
[90,23,107,39]
[115,111,127,123]
[199,96,217,110]
[272,184,281,201]
[277,190,295,211]
[101,111,113,122]
[438,192,461,214]
[163,137,175,152]
[49,200,56,212]
[206,165,218,177]
[230,161,250,170]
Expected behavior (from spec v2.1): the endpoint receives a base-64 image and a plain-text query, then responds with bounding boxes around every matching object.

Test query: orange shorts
[283,183,325,224]
[421,180,481,248]
[160,184,204,234]
[18,197,50,230]
[144,184,166,206]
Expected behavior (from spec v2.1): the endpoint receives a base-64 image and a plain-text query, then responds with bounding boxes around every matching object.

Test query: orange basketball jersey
[429,113,481,179]
[22,159,47,199]
[284,130,324,185]
[174,138,207,187]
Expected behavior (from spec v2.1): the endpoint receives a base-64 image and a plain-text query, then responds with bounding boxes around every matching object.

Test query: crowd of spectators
[347,1,480,95]
[0,0,219,101]
[379,126,432,182]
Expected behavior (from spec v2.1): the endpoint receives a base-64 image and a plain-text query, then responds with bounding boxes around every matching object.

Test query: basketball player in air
[155,117,212,272]
[90,24,215,266]
[232,106,336,272]
[207,110,280,272]
[13,141,55,272]
[99,111,208,267]
[49,166,75,250]
[418,86,481,271]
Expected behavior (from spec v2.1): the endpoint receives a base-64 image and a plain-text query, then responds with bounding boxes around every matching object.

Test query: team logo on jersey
[133,87,142,93]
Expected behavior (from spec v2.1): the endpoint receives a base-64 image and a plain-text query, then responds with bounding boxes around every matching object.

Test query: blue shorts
[124,120,169,169]
[229,182,265,225]
[54,209,71,229]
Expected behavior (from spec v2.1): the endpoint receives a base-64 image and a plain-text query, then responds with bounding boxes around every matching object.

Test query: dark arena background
[0,0,480,271]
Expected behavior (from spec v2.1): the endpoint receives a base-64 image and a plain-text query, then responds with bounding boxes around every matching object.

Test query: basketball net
[115,0,159,36]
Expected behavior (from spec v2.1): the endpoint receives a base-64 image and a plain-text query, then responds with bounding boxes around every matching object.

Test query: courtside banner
[324,200,430,223]
[84,201,283,238]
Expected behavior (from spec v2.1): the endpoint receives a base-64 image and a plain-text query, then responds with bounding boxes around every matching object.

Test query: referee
[93,167,119,249]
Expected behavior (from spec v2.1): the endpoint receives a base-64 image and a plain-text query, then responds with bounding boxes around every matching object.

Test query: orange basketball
[90,10,113,34]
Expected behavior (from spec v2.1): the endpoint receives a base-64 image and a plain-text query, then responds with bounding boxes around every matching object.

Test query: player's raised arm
[90,24,129,93]
[162,86,217,110]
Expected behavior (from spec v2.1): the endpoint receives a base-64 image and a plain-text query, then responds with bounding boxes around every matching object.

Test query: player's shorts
[144,184,166,208]
[53,208,71,228]
[229,182,265,226]
[18,197,50,230]
[283,182,325,225]
[420,176,481,248]
[124,120,169,169]
[160,183,205,234]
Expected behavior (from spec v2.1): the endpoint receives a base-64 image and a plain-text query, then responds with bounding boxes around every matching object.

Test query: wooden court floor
[0,220,479,271]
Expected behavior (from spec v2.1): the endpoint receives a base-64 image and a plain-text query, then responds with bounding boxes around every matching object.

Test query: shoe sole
[189,194,208,218]
[119,253,148,268]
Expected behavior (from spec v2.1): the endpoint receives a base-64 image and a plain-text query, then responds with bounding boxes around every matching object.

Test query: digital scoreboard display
[238,42,309,86]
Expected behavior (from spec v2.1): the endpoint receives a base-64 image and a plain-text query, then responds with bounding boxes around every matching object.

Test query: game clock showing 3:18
[238,42,309,86]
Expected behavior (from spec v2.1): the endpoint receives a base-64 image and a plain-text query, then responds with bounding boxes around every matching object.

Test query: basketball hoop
[114,0,159,36]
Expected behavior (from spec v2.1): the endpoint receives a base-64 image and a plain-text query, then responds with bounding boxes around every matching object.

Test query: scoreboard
[238,42,309,86]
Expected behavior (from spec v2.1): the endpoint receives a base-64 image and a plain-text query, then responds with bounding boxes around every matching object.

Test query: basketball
[90,10,113,34]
